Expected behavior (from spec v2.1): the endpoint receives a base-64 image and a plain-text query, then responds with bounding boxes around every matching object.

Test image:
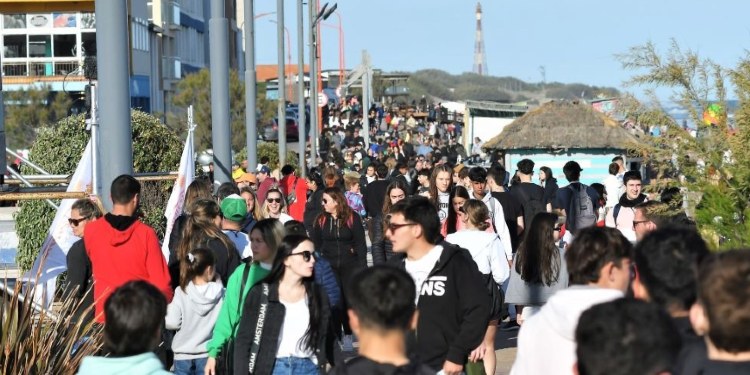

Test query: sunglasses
[267,198,282,203]
[287,250,314,262]
[68,216,90,226]
[386,222,417,233]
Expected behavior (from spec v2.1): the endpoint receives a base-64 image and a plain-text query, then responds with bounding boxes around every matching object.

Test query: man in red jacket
[280,164,306,222]
[84,174,172,323]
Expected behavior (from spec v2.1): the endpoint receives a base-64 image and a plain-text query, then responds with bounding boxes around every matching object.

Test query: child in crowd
[166,248,225,375]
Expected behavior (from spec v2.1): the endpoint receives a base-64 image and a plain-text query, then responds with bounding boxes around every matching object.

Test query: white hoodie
[510,286,624,375]
[445,230,509,285]
[165,280,225,360]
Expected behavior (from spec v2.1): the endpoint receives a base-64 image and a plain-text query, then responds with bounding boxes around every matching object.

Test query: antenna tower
[473,2,488,75]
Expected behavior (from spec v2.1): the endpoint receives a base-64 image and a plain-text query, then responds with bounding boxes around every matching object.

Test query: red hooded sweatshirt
[84,214,173,323]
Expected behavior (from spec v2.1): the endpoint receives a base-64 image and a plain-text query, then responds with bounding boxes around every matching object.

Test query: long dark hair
[178,199,237,281]
[316,187,354,228]
[428,164,453,209]
[446,185,470,234]
[515,212,561,286]
[180,247,215,291]
[262,234,323,353]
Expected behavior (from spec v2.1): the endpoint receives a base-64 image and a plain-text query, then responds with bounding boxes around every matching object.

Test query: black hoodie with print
[389,241,490,371]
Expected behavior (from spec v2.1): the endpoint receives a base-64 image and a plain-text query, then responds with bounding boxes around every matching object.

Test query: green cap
[220,194,247,222]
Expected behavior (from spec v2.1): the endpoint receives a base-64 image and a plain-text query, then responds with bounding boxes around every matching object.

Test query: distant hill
[390,69,621,104]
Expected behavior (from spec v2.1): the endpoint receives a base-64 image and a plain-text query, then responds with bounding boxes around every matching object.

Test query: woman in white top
[428,165,453,235]
[445,199,509,375]
[233,234,331,375]
[262,188,294,223]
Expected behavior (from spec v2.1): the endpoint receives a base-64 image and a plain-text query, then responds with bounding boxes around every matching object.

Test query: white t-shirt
[277,297,316,362]
[437,191,450,224]
[404,245,443,305]
[223,230,252,259]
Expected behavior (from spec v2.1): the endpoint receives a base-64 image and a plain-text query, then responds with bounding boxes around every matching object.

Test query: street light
[320,12,344,88]
[309,2,337,161]
[269,19,292,102]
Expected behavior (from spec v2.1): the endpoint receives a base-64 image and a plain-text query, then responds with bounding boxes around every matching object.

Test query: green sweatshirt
[206,262,270,358]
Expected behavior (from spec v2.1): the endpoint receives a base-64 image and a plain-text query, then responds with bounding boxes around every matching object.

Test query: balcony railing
[2,60,82,78]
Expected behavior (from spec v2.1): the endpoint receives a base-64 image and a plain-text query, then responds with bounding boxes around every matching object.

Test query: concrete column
[95,0,133,209]
[277,0,287,167]
[210,0,232,184]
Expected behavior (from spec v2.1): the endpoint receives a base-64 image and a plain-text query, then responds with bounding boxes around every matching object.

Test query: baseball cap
[257,165,271,174]
[234,172,257,185]
[220,194,247,222]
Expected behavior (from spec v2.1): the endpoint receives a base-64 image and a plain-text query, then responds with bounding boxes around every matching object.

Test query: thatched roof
[484,101,639,151]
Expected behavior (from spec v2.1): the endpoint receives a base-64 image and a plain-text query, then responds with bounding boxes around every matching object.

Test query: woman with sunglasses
[445,199,509,375]
[261,188,293,224]
[506,212,569,325]
[371,179,410,265]
[311,187,367,338]
[233,234,331,375]
[65,198,103,325]
[205,219,285,375]
[175,199,240,289]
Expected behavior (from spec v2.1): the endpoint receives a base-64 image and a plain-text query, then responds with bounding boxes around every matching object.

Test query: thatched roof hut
[484,101,639,151]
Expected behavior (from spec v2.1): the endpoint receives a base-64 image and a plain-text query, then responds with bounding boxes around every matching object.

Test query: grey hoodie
[165,280,225,359]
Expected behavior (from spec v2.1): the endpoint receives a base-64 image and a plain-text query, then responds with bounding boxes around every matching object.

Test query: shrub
[234,141,299,172]
[15,111,181,272]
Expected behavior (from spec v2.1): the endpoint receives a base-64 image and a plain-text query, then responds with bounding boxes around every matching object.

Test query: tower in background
[473,2,488,75]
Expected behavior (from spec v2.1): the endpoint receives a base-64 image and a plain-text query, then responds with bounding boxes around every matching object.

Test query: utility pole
[210,0,232,184]
[85,84,100,198]
[95,0,133,210]
[277,0,287,167]
[362,51,371,147]
[245,0,258,170]
[308,0,318,164]
[296,0,306,176]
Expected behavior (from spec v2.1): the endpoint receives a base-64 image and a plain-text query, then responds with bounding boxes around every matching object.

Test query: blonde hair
[240,187,262,220]
[261,188,288,218]
[462,199,491,231]
[344,172,360,191]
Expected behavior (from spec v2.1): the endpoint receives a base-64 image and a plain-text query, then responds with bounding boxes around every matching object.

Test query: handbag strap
[247,283,269,374]
[236,264,252,315]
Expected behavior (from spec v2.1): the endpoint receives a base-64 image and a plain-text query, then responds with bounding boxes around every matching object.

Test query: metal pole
[245,0,258,170]
[362,51,370,146]
[6,167,58,209]
[95,0,133,211]
[5,149,50,175]
[308,0,318,164]
[277,0,287,167]
[210,0,232,184]
[297,0,306,176]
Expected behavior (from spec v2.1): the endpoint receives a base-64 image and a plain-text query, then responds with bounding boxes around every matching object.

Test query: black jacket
[304,188,325,234]
[168,235,240,289]
[672,316,708,375]
[234,282,331,375]
[65,239,94,324]
[364,180,390,219]
[543,178,559,206]
[389,241,490,371]
[328,356,435,375]
[311,213,368,271]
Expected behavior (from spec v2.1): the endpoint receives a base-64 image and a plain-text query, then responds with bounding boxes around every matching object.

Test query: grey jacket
[165,281,225,359]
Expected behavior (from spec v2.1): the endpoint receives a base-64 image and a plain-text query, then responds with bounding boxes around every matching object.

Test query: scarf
[618,193,647,208]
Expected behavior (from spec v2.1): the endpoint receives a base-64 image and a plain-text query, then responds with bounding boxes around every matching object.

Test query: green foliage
[15,111,181,272]
[4,85,72,149]
[618,40,750,249]
[1,280,103,374]
[234,141,298,172]
[401,69,620,105]
[169,69,276,152]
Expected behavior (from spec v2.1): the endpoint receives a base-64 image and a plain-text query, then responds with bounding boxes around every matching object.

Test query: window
[3,14,26,29]
[29,35,52,58]
[52,13,76,28]
[81,13,95,29]
[54,34,77,57]
[81,32,96,56]
[4,35,27,58]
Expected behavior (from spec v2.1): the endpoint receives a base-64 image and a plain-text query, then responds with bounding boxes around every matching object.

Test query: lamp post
[309,2,337,161]
[320,18,344,90]
[275,0,286,167]
[269,20,292,102]
[296,0,306,176]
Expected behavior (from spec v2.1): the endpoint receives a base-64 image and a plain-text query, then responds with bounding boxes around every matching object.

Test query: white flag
[21,140,93,308]
[161,127,195,260]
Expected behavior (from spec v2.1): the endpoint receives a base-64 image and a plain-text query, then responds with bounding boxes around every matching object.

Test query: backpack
[515,184,546,229]
[567,183,597,233]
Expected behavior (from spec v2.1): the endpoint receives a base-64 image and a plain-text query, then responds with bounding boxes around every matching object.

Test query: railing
[2,60,82,78]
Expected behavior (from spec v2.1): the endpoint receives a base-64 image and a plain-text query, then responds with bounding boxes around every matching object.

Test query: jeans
[271,356,318,375]
[173,357,208,375]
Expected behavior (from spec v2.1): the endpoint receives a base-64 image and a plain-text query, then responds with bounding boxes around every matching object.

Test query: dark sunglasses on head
[267,198,282,203]
[68,216,90,226]
[287,250,314,262]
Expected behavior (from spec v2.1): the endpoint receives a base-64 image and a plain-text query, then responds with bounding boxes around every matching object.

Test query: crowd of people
[61,117,750,375]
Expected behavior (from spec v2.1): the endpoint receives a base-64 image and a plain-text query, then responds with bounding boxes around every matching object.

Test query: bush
[234,141,299,172]
[15,110,182,272]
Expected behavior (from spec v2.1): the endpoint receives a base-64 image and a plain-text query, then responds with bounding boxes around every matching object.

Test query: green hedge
[15,110,182,272]
[235,141,299,172]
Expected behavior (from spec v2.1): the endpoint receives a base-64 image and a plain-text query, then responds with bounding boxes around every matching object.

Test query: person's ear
[690,302,709,336]
[572,362,580,375]
[347,309,361,336]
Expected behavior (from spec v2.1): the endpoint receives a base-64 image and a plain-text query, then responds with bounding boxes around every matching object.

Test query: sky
[251,0,750,95]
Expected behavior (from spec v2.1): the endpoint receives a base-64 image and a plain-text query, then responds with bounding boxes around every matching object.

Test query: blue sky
[251,0,750,94]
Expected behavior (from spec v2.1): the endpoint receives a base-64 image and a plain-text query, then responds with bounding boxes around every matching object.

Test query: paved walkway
[494,328,518,375]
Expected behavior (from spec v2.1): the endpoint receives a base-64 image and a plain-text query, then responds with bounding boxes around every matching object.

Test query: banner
[160,126,195,260]
[21,140,93,308]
